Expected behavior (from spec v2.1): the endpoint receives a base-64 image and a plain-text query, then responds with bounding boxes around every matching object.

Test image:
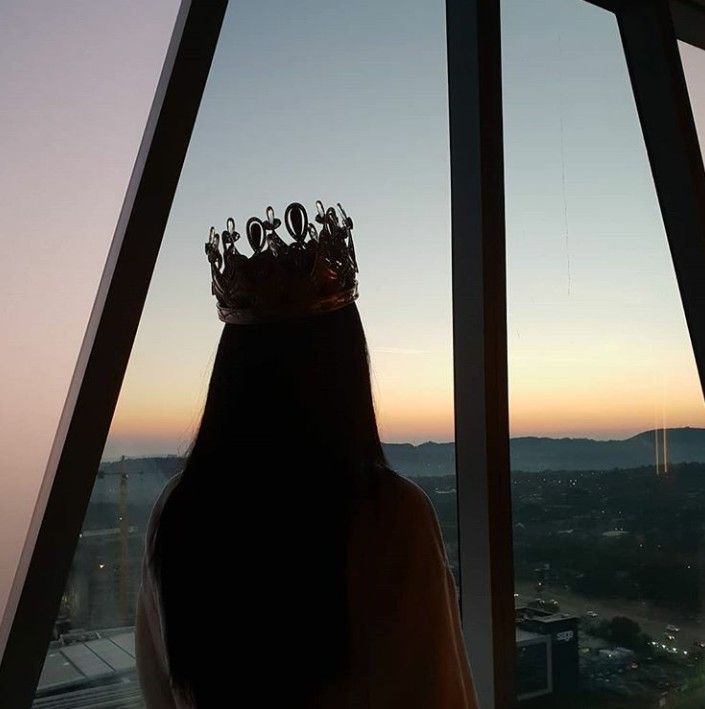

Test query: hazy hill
[98,429,705,489]
[386,428,705,476]
[511,427,705,472]
[382,442,454,477]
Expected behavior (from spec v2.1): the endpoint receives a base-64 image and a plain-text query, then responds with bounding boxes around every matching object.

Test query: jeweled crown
[205,201,358,324]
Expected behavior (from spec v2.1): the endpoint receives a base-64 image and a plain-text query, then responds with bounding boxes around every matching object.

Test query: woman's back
[136,467,476,708]
[322,468,475,707]
[134,248,476,707]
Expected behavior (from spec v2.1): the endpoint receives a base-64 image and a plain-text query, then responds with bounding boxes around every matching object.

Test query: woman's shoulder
[375,468,437,520]
[351,469,450,598]
[363,468,442,546]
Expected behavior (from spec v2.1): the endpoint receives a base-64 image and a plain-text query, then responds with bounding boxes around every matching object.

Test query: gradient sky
[3,0,705,627]
[103,0,457,458]
[104,0,705,459]
[503,1,705,440]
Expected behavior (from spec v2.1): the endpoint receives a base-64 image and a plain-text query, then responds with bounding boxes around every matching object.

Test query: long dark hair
[151,303,387,706]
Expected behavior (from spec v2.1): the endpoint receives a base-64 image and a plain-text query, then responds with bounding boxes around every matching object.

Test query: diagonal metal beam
[670,0,705,51]
[0,1,228,705]
[584,1,705,51]
[446,0,514,706]
[616,0,705,409]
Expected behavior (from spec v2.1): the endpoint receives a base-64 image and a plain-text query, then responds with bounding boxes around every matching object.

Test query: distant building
[516,606,579,702]
[516,628,552,701]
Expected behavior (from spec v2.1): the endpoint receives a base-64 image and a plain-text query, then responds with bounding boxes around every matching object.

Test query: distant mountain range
[508,427,705,473]
[100,428,705,484]
[384,427,705,476]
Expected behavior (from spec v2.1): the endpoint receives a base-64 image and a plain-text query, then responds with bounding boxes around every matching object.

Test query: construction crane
[118,456,129,625]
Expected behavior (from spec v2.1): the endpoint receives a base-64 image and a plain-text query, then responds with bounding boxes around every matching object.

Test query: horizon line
[100,425,705,463]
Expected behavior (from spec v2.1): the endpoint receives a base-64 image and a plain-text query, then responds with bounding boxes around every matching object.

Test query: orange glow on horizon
[106,318,705,452]
[107,386,705,450]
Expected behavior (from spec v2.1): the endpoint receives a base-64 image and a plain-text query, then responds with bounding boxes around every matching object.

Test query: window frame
[446,1,514,707]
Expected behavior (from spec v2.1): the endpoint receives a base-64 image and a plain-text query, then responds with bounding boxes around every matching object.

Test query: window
[32,1,457,705]
[505,1,705,705]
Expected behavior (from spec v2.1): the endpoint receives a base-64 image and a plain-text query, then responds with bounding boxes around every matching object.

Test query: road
[515,581,705,653]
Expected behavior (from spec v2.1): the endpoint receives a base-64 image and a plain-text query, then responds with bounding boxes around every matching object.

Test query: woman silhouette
[135,205,477,708]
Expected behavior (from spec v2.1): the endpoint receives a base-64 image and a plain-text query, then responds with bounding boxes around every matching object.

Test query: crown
[205,201,358,324]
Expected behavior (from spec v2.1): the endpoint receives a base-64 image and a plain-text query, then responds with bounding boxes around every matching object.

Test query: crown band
[205,201,359,325]
[217,285,359,325]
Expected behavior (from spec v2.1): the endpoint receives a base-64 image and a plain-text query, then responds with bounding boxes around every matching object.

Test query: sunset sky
[4,0,705,625]
[102,0,705,458]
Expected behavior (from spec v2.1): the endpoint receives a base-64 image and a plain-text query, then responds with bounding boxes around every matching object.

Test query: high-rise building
[516,606,579,702]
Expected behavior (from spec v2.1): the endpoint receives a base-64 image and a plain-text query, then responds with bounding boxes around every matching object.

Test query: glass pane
[680,40,705,162]
[0,0,180,641]
[505,2,705,706]
[35,1,456,705]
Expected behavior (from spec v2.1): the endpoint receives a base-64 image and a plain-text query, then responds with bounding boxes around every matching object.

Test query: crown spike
[285,202,309,243]
[337,203,358,273]
[315,200,326,226]
[326,206,339,226]
[246,217,266,253]
[337,203,351,228]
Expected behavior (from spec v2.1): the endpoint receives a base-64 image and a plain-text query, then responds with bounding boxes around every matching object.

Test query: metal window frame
[671,0,705,49]
[0,1,228,705]
[590,0,705,50]
[446,1,514,707]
